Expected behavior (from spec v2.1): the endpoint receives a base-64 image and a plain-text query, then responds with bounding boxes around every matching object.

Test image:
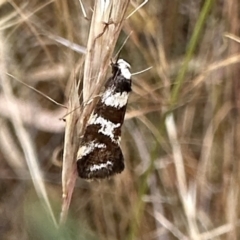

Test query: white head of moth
[101,59,132,109]
[117,59,131,79]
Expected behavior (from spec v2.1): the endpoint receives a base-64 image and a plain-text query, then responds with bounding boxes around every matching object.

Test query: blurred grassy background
[1,0,240,239]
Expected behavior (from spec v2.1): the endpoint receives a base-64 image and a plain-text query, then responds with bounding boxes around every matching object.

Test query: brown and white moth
[77,59,132,179]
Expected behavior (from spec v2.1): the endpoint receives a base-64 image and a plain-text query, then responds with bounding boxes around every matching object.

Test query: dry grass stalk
[0,119,26,175]
[0,31,57,227]
[60,0,130,225]
[60,76,80,225]
[0,94,65,132]
[82,0,130,112]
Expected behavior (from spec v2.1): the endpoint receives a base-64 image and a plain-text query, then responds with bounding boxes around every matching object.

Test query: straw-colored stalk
[60,0,130,225]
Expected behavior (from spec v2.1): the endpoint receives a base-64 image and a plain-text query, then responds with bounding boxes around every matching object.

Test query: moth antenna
[132,66,153,76]
[113,31,132,62]
[79,0,89,20]
[127,0,149,19]
[6,73,67,109]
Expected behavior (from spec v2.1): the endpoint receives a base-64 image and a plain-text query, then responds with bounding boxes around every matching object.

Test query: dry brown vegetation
[1,0,240,239]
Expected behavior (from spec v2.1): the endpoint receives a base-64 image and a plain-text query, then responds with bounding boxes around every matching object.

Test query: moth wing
[77,144,124,179]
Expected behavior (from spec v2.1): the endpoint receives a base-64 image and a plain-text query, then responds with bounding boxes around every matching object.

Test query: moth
[77,59,132,179]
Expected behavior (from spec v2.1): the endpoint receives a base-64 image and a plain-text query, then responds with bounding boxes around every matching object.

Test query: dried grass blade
[0,32,57,227]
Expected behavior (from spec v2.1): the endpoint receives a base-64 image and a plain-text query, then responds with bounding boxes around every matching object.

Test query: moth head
[111,59,131,79]
[117,59,131,70]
